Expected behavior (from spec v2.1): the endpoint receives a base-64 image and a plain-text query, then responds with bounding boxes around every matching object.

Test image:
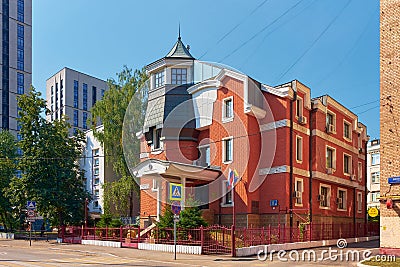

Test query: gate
[202,225,232,255]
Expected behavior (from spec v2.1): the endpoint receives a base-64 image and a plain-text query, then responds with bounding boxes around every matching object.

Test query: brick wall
[380,0,400,249]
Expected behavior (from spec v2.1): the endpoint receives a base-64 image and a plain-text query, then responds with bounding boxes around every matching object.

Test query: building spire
[178,23,181,40]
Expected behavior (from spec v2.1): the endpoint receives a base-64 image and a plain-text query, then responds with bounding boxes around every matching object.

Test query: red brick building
[133,36,368,229]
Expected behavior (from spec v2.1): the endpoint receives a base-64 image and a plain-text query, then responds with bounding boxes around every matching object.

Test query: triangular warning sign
[172,187,181,198]
[28,202,35,209]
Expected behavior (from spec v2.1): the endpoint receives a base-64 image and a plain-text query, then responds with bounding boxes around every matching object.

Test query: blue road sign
[270,199,278,207]
[388,177,400,184]
[169,183,182,201]
[27,201,36,210]
[171,201,181,215]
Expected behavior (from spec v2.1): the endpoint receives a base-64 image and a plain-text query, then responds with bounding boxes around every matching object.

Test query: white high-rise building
[0,0,32,134]
[45,67,107,135]
[367,139,380,208]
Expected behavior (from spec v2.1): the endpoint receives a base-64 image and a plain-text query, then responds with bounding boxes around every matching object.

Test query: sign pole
[174,219,177,260]
[29,222,32,246]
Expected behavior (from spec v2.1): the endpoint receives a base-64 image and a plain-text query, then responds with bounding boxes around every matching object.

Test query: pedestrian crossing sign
[169,183,182,201]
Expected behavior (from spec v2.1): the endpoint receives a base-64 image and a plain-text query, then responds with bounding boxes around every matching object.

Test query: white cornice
[261,84,289,98]
[187,80,221,94]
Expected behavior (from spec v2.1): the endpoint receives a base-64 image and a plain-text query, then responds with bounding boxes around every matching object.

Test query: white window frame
[221,180,233,207]
[343,153,352,176]
[371,171,380,184]
[337,188,347,211]
[371,153,380,165]
[171,68,187,85]
[154,70,165,88]
[296,136,303,162]
[326,145,336,170]
[222,136,233,164]
[94,168,99,176]
[326,110,336,133]
[94,158,100,167]
[198,144,211,166]
[343,120,352,141]
[222,96,234,123]
[295,178,303,206]
[319,184,331,209]
[152,128,162,151]
[93,149,99,157]
[94,189,99,197]
[296,96,303,118]
[357,192,363,213]
[94,177,100,185]
[358,162,362,181]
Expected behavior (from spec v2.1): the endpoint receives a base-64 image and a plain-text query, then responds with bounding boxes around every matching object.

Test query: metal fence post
[120,226,123,243]
[231,225,236,257]
[200,226,204,254]
[268,224,271,244]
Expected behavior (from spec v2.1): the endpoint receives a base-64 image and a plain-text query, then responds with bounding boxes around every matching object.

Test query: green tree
[90,66,148,217]
[16,87,89,226]
[156,205,208,229]
[0,130,18,231]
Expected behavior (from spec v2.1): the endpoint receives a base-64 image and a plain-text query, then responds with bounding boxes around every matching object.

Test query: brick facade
[380,0,400,254]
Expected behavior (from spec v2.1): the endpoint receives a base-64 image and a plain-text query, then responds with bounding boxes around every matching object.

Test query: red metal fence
[58,222,379,255]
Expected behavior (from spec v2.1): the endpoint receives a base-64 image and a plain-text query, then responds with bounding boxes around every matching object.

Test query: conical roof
[165,37,194,59]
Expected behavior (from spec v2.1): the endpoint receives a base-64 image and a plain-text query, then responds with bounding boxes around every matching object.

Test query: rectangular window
[344,121,351,139]
[371,153,380,165]
[296,136,302,162]
[73,110,78,127]
[295,178,303,205]
[358,162,362,181]
[198,145,211,166]
[326,111,336,132]
[155,70,165,88]
[296,97,303,117]
[357,192,362,213]
[94,201,99,208]
[94,178,100,185]
[222,97,233,121]
[223,180,233,205]
[320,185,330,208]
[94,168,99,176]
[94,190,99,197]
[17,73,24,94]
[92,86,97,106]
[326,147,335,169]
[83,112,87,129]
[223,137,233,163]
[17,0,24,22]
[73,80,79,108]
[337,189,347,210]
[94,158,99,166]
[83,83,88,110]
[17,24,24,71]
[371,172,380,183]
[171,68,187,85]
[371,192,380,202]
[153,128,162,150]
[343,154,351,175]
[93,149,99,156]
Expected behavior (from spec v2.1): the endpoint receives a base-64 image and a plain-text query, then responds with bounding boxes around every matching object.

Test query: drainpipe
[353,187,356,236]
[364,137,368,224]
[289,81,297,240]
[309,107,313,223]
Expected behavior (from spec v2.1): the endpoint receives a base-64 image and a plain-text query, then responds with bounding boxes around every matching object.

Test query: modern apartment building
[367,139,380,208]
[133,35,368,229]
[0,0,32,134]
[46,67,107,135]
[80,126,139,219]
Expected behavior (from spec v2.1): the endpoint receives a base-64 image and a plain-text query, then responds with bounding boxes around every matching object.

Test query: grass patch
[362,256,399,266]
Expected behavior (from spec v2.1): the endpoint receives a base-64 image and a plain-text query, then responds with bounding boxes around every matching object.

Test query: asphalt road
[0,239,381,266]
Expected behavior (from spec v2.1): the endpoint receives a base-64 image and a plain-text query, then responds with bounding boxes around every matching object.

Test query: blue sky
[32,0,379,139]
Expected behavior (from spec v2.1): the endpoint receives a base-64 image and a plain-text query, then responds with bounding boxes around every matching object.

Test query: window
[94,201,99,208]
[73,110,78,127]
[358,162,362,181]
[17,73,24,94]
[371,153,380,165]
[222,180,233,206]
[155,70,165,88]
[93,149,99,156]
[222,97,233,121]
[223,137,233,163]
[371,172,380,183]
[152,179,159,190]
[320,185,330,208]
[94,178,100,185]
[17,0,24,22]
[17,24,24,70]
[296,136,302,162]
[83,112,87,129]
[343,154,351,175]
[357,192,362,213]
[344,121,351,140]
[73,80,79,108]
[94,158,99,166]
[83,83,88,110]
[171,68,187,85]
[92,86,97,106]
[371,192,380,202]
[198,145,211,166]
[94,168,99,176]
[296,97,303,117]
[94,190,99,197]
[326,146,336,169]
[295,178,303,205]
[153,128,162,150]
[337,189,347,210]
[326,111,336,131]
[51,86,54,95]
